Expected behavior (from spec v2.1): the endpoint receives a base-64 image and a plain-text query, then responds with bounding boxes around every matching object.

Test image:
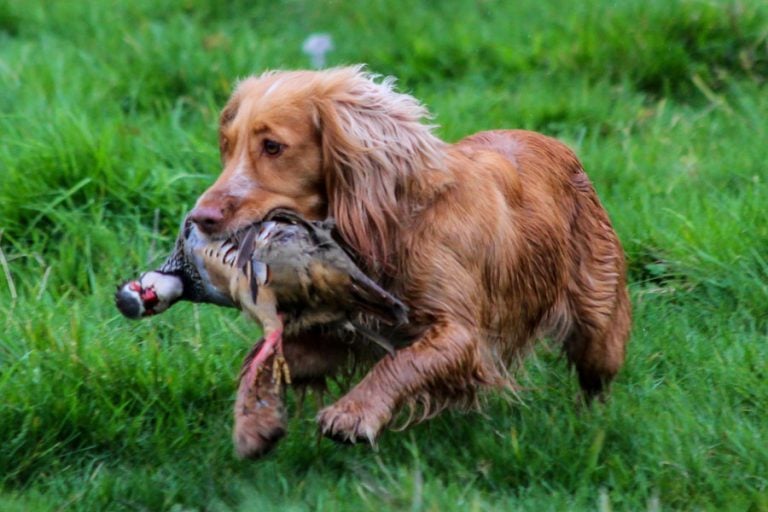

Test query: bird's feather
[346,273,409,326]
[249,259,260,303]
[236,226,258,270]
[347,321,396,357]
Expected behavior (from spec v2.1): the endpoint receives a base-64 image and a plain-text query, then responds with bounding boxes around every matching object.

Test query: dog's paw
[316,396,390,445]
[233,407,286,459]
[232,359,287,459]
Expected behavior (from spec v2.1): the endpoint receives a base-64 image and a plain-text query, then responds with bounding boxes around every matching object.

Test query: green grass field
[1,0,767,510]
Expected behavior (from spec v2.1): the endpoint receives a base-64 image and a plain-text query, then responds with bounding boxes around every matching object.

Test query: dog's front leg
[232,328,351,458]
[316,320,485,444]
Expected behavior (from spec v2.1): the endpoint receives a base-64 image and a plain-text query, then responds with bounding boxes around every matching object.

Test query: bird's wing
[310,254,409,326]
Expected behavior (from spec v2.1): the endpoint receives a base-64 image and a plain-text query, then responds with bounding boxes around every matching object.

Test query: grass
[1,0,767,509]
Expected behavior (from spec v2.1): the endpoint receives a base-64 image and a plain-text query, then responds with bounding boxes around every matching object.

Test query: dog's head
[188,66,444,272]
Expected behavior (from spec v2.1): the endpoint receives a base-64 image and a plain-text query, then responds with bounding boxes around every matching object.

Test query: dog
[187,65,631,444]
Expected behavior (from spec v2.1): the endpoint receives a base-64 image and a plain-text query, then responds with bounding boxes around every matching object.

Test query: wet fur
[192,66,631,443]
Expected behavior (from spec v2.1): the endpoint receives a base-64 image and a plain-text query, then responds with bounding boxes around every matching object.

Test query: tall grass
[1,0,767,510]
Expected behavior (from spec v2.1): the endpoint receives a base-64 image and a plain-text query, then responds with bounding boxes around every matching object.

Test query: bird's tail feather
[348,272,409,326]
[345,322,396,357]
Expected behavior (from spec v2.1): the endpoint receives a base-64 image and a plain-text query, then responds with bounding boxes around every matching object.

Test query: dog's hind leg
[561,177,632,401]
[565,277,631,401]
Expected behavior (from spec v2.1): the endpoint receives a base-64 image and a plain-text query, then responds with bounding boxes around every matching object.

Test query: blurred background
[1,1,766,510]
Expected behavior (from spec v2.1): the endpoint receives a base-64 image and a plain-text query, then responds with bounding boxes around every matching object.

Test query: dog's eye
[263,139,283,156]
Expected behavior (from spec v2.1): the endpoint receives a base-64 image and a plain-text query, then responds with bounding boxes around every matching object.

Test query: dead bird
[116,209,409,384]
[116,210,409,458]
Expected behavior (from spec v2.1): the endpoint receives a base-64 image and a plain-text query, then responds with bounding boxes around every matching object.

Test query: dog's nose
[188,206,225,235]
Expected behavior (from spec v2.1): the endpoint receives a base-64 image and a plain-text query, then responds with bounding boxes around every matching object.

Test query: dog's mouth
[186,207,304,243]
[184,207,309,253]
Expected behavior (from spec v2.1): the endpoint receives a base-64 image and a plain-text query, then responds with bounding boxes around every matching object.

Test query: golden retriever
[189,65,631,444]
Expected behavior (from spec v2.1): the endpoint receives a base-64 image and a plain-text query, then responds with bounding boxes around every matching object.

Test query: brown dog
[189,66,631,444]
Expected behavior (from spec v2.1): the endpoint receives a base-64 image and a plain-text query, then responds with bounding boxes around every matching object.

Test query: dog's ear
[314,66,444,275]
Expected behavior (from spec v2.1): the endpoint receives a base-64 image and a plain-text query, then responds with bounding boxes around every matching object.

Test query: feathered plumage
[115,209,410,457]
[116,209,407,351]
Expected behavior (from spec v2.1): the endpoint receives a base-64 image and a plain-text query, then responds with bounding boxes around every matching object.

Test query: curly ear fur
[313,66,446,274]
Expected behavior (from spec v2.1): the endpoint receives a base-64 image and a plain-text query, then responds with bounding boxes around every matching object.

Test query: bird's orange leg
[244,314,290,392]
[243,327,281,379]
[246,326,279,373]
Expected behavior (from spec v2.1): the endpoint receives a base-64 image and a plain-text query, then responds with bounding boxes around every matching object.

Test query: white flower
[302,33,334,69]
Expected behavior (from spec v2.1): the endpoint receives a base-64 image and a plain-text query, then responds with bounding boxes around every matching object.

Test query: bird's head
[115,271,184,319]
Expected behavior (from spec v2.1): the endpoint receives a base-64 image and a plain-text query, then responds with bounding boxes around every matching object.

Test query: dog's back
[456,129,631,399]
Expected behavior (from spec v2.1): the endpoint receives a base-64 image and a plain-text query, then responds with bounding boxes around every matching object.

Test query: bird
[116,209,409,391]
[190,209,409,390]
[116,209,409,458]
